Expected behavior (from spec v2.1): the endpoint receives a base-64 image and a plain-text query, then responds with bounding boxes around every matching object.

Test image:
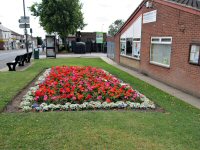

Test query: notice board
[46,35,56,58]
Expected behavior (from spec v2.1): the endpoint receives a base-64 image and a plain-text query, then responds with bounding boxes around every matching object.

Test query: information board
[46,35,56,58]
[96,32,104,44]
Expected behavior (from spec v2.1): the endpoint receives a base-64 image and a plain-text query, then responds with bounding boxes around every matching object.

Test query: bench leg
[13,64,17,71]
[7,63,15,71]
[19,61,25,66]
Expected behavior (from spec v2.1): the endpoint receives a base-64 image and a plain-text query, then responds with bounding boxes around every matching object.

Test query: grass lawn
[0,58,200,150]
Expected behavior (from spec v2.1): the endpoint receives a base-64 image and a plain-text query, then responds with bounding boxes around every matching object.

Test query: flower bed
[20,66,155,112]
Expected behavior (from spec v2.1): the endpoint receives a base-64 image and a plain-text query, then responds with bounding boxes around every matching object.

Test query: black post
[30,28,33,51]
[23,0,28,52]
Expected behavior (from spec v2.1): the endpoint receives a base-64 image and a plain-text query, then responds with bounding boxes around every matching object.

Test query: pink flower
[34,96,39,101]
[43,95,48,101]
[97,96,102,100]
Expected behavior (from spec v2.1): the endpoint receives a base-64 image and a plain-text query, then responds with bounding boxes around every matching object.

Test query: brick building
[111,0,200,97]
[66,32,107,53]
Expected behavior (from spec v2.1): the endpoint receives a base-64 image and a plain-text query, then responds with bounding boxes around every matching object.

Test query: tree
[30,0,86,47]
[37,37,43,46]
[108,19,124,36]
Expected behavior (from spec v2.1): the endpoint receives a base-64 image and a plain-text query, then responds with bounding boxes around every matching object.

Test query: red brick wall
[114,34,120,63]
[114,1,200,97]
[141,2,200,97]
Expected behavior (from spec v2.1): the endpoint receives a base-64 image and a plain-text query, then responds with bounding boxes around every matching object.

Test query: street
[0,49,33,69]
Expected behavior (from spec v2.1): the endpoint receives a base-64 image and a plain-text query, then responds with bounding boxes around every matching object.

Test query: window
[189,44,200,65]
[126,38,132,56]
[150,37,172,67]
[132,38,141,58]
[120,38,126,55]
[120,15,142,59]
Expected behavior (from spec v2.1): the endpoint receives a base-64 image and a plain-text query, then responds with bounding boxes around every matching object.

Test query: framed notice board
[46,35,56,58]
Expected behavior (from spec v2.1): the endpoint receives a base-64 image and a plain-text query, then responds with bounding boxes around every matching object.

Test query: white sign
[96,32,104,44]
[19,24,30,28]
[143,10,157,24]
[19,16,30,24]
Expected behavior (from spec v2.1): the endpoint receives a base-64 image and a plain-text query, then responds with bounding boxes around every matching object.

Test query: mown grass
[0,58,200,150]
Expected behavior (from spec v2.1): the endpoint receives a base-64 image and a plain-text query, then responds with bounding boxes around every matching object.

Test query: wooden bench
[6,52,33,71]
[26,52,32,63]
[7,55,24,71]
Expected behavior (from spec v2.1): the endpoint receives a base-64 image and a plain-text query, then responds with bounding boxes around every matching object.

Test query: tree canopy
[108,19,124,36]
[30,0,86,39]
[36,36,43,45]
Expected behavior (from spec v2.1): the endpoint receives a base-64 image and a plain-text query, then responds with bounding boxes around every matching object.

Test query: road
[0,49,33,69]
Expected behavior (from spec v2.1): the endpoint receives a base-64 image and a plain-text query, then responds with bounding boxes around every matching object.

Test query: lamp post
[23,0,28,52]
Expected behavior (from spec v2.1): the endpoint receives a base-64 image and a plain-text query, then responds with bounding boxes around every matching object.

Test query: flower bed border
[20,67,156,112]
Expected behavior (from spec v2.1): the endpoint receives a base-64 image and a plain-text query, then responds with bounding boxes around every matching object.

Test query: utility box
[34,48,39,59]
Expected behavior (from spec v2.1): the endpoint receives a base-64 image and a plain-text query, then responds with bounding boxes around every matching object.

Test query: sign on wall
[143,10,157,24]
[96,32,104,44]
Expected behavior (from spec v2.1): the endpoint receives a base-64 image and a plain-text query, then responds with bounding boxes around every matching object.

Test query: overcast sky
[0,0,143,38]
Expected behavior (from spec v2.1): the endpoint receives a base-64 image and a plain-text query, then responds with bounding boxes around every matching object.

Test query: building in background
[11,31,24,49]
[66,32,107,53]
[111,0,200,97]
[0,22,27,50]
[0,22,12,50]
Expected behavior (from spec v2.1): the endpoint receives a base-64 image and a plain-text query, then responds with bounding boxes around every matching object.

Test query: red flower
[77,94,84,101]
[66,87,71,93]
[106,98,111,103]
[86,94,92,100]
[33,66,140,104]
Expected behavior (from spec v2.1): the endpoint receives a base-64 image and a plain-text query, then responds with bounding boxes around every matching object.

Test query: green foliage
[30,0,86,39]
[108,19,124,36]
[36,36,43,45]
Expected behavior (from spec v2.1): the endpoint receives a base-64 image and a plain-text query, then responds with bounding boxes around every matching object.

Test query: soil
[3,70,44,113]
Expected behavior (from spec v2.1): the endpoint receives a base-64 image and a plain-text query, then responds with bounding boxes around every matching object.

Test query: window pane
[161,38,171,43]
[151,44,171,66]
[126,38,132,56]
[132,42,141,58]
[190,45,200,64]
[152,38,159,42]
[120,42,126,55]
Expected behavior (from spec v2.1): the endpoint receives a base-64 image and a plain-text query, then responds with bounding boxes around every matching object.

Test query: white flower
[20,101,31,108]
[40,103,48,108]
[43,106,49,111]
[22,106,32,112]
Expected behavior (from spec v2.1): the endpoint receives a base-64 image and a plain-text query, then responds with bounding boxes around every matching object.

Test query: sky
[0,0,143,38]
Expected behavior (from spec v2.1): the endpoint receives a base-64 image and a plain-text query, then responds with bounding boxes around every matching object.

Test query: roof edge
[155,0,200,15]
[115,0,200,37]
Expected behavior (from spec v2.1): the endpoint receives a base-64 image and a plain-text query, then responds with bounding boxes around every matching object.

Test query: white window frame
[126,38,133,57]
[120,38,126,55]
[150,37,172,68]
[120,15,142,60]
[132,38,141,59]
[189,43,200,65]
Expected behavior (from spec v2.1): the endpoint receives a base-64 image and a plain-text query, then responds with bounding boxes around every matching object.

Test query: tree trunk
[61,37,68,50]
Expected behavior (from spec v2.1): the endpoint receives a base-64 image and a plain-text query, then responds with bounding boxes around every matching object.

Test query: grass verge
[0,58,200,150]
